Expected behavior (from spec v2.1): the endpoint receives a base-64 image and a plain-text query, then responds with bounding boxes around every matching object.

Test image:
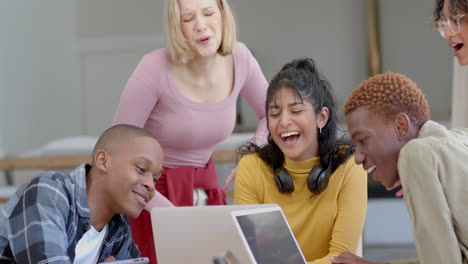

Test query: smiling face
[346,107,405,190]
[102,136,163,219]
[178,0,223,59]
[267,87,328,162]
[442,0,468,65]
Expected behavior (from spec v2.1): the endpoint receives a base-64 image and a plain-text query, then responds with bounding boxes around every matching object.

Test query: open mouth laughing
[281,131,300,141]
[450,42,464,56]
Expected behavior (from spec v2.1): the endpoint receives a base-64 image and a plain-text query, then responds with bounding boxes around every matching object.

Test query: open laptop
[231,207,307,264]
[151,204,278,264]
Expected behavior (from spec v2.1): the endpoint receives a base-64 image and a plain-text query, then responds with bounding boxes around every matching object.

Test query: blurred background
[0,0,463,261]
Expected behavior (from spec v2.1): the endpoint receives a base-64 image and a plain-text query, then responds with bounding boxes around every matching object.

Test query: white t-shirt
[74,225,108,264]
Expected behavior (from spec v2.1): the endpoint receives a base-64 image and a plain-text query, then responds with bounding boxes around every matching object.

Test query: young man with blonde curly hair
[331,72,468,264]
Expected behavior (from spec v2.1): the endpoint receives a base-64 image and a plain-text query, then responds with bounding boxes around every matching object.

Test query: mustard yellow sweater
[234,154,367,264]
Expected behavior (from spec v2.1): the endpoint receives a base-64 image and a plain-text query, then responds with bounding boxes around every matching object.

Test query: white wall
[0,0,453,155]
[230,0,368,129]
[451,59,468,127]
[0,1,82,155]
[379,0,453,121]
[78,0,164,39]
[77,0,165,136]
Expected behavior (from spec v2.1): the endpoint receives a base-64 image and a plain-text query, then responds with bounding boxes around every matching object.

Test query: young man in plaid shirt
[0,124,164,263]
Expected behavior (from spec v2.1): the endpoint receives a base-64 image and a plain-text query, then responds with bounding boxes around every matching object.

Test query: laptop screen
[232,207,306,264]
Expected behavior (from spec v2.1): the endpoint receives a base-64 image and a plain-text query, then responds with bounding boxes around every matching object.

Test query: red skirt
[130,158,227,263]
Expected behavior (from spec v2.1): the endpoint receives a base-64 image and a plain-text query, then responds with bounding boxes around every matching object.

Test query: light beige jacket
[390,121,468,264]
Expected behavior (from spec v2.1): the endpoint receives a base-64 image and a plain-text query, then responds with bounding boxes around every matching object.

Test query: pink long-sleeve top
[113,42,268,168]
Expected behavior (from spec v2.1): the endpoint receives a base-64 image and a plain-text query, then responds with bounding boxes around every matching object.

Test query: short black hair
[92,124,156,159]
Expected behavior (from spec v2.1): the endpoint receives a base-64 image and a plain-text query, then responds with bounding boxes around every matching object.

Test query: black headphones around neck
[274,159,332,194]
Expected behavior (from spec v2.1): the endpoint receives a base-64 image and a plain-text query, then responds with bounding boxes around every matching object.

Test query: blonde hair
[164,0,237,64]
[344,72,430,129]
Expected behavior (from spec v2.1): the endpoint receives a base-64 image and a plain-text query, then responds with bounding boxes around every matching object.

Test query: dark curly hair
[344,72,430,129]
[239,58,354,194]
[433,0,467,24]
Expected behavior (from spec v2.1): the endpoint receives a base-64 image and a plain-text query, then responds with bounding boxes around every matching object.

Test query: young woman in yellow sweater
[233,58,367,264]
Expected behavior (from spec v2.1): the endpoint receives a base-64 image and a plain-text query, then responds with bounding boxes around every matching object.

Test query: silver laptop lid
[231,206,307,264]
[151,204,278,264]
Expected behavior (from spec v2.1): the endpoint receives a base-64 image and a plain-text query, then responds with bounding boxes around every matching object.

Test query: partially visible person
[433,0,468,65]
[0,124,164,263]
[112,0,268,262]
[234,58,367,264]
[331,72,468,264]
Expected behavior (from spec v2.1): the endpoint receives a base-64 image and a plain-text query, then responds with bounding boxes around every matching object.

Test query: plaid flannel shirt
[0,163,140,263]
